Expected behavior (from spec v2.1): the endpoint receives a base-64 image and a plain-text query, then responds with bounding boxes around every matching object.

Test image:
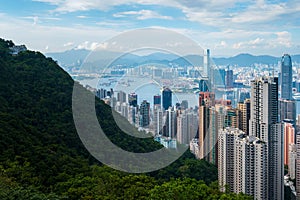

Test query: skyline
[0,0,299,56]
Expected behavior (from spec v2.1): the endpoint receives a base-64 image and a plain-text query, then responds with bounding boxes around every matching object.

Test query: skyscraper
[153,94,161,107]
[162,87,172,110]
[139,100,150,127]
[284,121,295,166]
[199,78,209,92]
[218,128,269,199]
[279,99,296,123]
[128,93,138,107]
[280,54,293,100]
[249,76,284,200]
[163,107,177,138]
[237,99,250,135]
[225,69,234,89]
[198,92,216,161]
[296,126,300,197]
[117,91,127,103]
[153,105,163,135]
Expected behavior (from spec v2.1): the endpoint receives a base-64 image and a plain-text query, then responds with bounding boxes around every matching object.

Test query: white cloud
[0,14,118,53]
[63,42,74,47]
[276,31,292,48]
[75,41,100,50]
[77,15,89,19]
[113,10,172,20]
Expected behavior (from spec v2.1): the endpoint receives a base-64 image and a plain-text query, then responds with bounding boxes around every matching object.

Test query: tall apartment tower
[237,99,250,135]
[163,107,177,138]
[153,94,161,107]
[218,127,268,199]
[153,105,163,135]
[284,121,295,166]
[128,93,138,107]
[279,99,296,123]
[139,100,150,127]
[249,76,284,200]
[280,54,293,100]
[296,126,300,198]
[198,92,215,160]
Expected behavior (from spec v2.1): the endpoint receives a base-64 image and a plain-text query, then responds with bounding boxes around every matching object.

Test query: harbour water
[78,77,199,108]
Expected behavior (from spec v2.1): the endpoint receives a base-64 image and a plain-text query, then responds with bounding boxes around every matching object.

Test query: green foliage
[0,39,252,199]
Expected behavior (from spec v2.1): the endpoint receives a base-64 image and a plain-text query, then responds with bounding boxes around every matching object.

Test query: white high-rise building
[218,127,268,200]
[153,105,163,136]
[249,76,284,200]
[218,128,242,192]
[289,144,297,180]
[177,110,198,145]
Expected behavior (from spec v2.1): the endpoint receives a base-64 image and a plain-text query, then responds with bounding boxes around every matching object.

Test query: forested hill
[0,38,251,199]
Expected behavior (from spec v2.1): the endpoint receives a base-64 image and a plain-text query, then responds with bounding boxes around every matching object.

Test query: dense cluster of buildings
[90,51,300,199]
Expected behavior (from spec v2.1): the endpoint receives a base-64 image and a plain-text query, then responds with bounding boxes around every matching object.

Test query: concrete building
[117,91,127,103]
[218,127,268,200]
[284,122,295,166]
[139,100,150,127]
[237,99,250,135]
[289,144,297,179]
[249,76,284,200]
[279,99,296,123]
[177,109,198,145]
[128,93,138,107]
[296,126,300,198]
[153,105,163,135]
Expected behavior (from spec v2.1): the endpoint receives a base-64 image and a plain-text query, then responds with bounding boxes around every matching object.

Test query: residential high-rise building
[225,69,234,89]
[249,76,284,200]
[177,109,198,145]
[224,107,238,128]
[128,93,138,107]
[296,126,300,197]
[153,94,161,107]
[289,143,297,180]
[153,105,163,135]
[128,106,137,125]
[139,100,150,127]
[218,128,241,192]
[117,91,127,103]
[198,92,215,160]
[162,87,172,110]
[280,54,293,100]
[284,121,295,166]
[218,128,268,200]
[279,99,296,123]
[163,107,177,138]
[237,99,250,135]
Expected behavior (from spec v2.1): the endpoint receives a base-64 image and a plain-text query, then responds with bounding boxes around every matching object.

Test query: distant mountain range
[46,49,300,69]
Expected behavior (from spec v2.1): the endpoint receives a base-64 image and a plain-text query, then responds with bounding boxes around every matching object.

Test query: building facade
[280,54,293,100]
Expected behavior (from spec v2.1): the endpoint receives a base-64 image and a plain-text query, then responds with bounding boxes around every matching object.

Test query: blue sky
[0,0,299,56]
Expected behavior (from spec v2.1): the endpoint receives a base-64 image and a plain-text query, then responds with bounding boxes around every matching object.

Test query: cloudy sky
[1,0,300,56]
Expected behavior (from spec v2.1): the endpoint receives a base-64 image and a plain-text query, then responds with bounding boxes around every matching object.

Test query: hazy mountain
[212,53,279,66]
[46,49,300,69]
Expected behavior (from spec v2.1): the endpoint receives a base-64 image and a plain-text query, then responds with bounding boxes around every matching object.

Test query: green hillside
[0,38,252,199]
